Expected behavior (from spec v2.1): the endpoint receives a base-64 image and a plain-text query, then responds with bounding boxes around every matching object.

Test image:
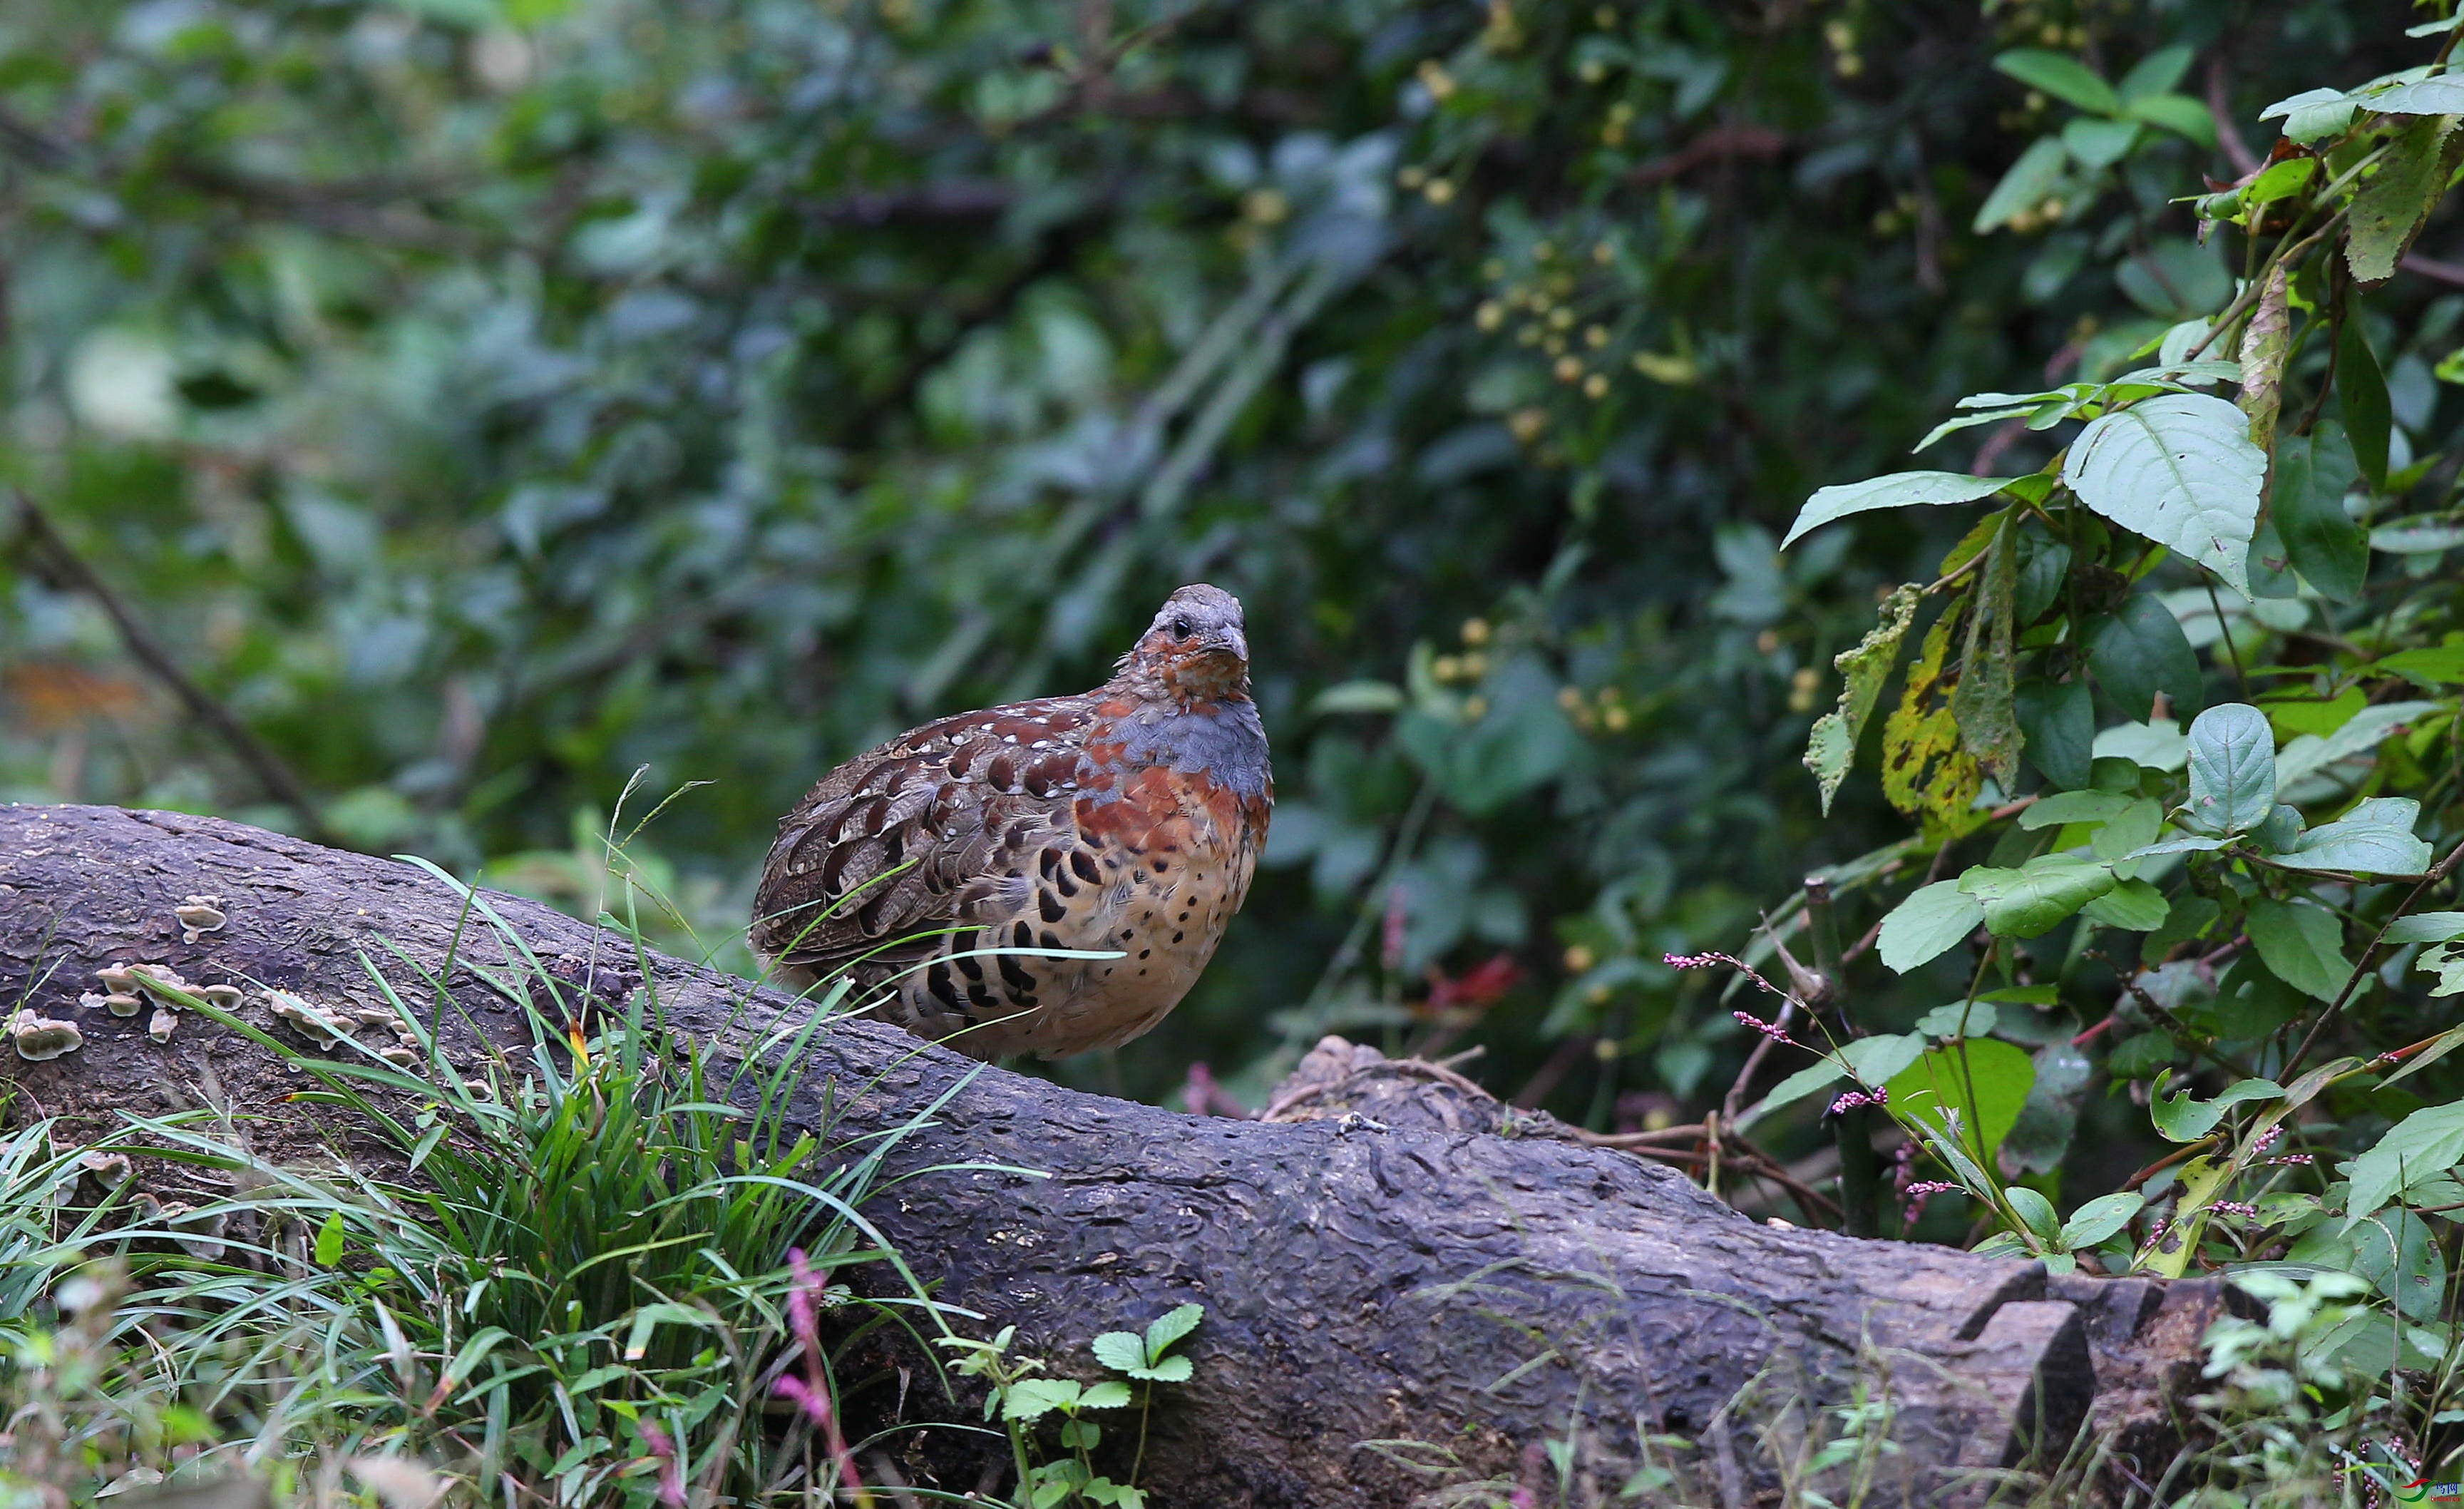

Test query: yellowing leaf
[1804,583,1921,814]
[1881,611,1986,834]
[1951,523,2021,788]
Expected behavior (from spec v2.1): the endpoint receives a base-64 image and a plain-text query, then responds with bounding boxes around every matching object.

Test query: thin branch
[1625,124,1789,188]
[2205,58,2264,178]
[2285,836,2464,1075]
[9,489,334,846]
[2402,252,2464,287]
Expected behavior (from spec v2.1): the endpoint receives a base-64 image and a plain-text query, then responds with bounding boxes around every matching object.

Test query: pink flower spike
[1730,1010,1795,1045]
[638,1422,684,1509]
[1903,1181,1960,1196]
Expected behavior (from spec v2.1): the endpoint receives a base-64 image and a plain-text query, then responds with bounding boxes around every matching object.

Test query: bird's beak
[1203,625,1248,665]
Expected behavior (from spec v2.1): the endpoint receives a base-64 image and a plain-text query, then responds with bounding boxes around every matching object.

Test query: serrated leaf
[2273,427,2368,600]
[1079,1381,1136,1408]
[1129,1356,1193,1383]
[2086,595,2204,723]
[2149,1071,2281,1142]
[2246,897,2351,1001]
[2339,322,2392,492]
[2064,394,2267,598]
[1090,1333,1148,1374]
[1005,1379,1084,1421]
[1973,136,2071,234]
[2348,115,2461,285]
[2083,878,2170,931]
[1993,49,2121,115]
[1804,583,1921,814]
[1959,853,2118,938]
[1144,1303,1203,1357]
[2184,702,2276,834]
[1877,880,1986,973]
[2259,88,2359,144]
[2347,1102,2464,1226]
[2060,1192,2146,1249]
[2355,73,2464,117]
[1951,523,2021,787]
[1881,613,1987,833]
[1782,474,2018,550]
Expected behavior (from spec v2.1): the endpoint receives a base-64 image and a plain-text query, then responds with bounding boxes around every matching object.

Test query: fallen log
[0,804,2225,1505]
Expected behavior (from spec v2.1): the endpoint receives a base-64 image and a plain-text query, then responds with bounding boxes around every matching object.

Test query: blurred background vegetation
[0,0,2432,1162]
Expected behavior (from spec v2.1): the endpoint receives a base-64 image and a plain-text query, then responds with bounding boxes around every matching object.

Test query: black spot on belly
[955,953,985,982]
[1040,929,1062,951]
[1151,859,1168,874]
[1173,931,1185,943]
[1040,891,1067,923]
[1039,849,1060,881]
[1138,948,1151,959]
[927,961,962,1012]
[1070,851,1102,886]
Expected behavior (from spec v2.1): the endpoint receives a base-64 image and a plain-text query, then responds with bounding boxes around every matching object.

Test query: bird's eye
[1171,618,1194,638]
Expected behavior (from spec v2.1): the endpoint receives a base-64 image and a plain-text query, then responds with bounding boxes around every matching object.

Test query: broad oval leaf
[2148,1071,2281,1142]
[1887,1039,2036,1170]
[2005,1185,2062,1242]
[2082,878,2169,931]
[2246,897,2351,1001]
[2281,821,2433,876]
[1877,880,1985,973]
[2063,394,2267,598]
[2085,596,2204,722]
[2385,912,2464,946]
[1782,473,2020,549]
[1839,1031,1929,1088]
[2060,1192,2146,1249]
[2183,703,2275,834]
[2259,86,2357,143]
[1959,854,2118,938]
[2272,428,2368,601]
[1973,136,2070,234]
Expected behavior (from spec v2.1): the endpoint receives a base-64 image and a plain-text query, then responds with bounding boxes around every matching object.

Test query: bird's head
[1120,584,1251,704]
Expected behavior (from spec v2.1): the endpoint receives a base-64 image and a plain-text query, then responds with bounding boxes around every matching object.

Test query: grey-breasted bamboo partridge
[750,584,1272,1060]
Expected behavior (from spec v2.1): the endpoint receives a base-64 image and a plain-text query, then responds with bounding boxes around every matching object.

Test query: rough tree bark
[0,805,2224,1506]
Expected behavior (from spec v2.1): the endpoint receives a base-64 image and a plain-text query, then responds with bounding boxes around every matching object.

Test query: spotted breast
[751,584,1271,1060]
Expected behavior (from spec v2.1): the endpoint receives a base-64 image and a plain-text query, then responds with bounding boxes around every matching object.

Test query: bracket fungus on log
[0,804,2233,1507]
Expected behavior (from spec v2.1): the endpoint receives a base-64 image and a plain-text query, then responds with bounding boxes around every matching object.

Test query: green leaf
[1079,1381,1135,1408]
[2005,1185,2063,1242]
[1838,1032,1929,1088]
[2060,1192,2145,1249]
[2063,394,2267,598]
[1129,1355,1193,1383]
[1993,50,2121,115]
[2374,644,2464,685]
[1004,1379,1084,1421]
[2274,700,2441,787]
[1310,680,1406,715]
[314,1209,346,1268]
[2019,789,2138,830]
[1781,474,2019,549]
[2346,1102,2464,1225]
[2242,157,2319,207]
[2381,1021,2464,1088]
[2349,116,2462,285]
[1951,523,2021,788]
[2183,702,2276,834]
[1915,1001,1998,1038]
[1803,583,1921,814]
[1959,853,2118,938]
[1144,1303,1204,1357]
[2354,73,2464,118]
[2423,941,2464,998]
[1887,1038,2036,1168]
[2280,818,2433,876]
[2272,428,2368,600]
[1973,136,2071,234]
[1090,1332,1148,1374]
[2062,116,2140,170]
[2117,46,2193,102]
[2148,1071,2281,1142]
[2385,912,2464,946]
[1877,880,1985,973]
[2245,897,2351,1001]
[2339,321,2392,492]
[1742,1059,1848,1128]
[2124,93,2214,145]
[2259,87,2357,144]
[2014,676,2094,790]
[2082,878,2169,931]
[2086,595,2204,722]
